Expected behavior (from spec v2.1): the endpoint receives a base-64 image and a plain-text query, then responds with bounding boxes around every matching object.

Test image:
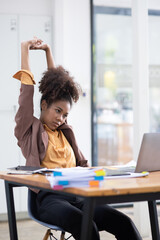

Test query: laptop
[135,133,160,173]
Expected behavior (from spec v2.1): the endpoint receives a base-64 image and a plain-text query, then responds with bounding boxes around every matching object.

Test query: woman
[14,38,142,240]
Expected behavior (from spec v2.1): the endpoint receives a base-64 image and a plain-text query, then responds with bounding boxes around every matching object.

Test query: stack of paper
[47,166,149,189]
[47,167,106,189]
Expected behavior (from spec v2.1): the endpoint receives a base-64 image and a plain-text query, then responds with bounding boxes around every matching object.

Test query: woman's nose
[57,114,63,122]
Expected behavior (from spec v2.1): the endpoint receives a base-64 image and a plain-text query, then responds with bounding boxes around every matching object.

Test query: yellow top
[13,70,76,169]
[41,125,76,169]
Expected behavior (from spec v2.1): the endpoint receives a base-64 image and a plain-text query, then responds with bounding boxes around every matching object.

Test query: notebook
[135,133,160,173]
[7,166,47,175]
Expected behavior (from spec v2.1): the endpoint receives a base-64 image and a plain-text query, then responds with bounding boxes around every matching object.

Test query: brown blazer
[15,84,88,168]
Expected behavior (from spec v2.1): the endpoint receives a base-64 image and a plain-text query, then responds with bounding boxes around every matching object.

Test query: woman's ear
[41,100,47,111]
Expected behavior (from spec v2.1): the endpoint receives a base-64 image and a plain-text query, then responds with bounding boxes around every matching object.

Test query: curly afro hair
[39,66,82,108]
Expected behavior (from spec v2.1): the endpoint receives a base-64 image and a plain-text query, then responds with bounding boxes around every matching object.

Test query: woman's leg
[94,204,142,240]
[36,191,100,240]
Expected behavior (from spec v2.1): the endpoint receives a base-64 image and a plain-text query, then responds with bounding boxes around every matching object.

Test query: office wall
[0,0,53,15]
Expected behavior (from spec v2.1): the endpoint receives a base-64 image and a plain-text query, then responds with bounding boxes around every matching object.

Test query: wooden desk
[0,171,160,240]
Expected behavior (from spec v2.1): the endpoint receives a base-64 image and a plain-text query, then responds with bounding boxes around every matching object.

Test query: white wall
[0,0,53,15]
[53,0,91,162]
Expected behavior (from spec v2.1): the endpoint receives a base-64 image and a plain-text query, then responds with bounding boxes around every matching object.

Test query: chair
[28,189,72,240]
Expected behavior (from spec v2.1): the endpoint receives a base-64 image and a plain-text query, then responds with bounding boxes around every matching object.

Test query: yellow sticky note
[94,169,106,176]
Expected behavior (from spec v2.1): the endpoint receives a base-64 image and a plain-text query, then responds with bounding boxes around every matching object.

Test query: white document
[46,167,149,189]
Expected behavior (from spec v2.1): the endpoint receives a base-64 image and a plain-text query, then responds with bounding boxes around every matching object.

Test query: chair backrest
[28,189,40,221]
[28,190,72,240]
[28,189,65,231]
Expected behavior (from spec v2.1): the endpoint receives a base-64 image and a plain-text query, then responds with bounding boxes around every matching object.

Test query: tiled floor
[0,206,158,240]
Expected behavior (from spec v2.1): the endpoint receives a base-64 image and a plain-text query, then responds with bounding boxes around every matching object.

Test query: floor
[0,206,158,240]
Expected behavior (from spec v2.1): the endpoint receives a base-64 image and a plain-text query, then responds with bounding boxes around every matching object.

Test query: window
[91,2,160,166]
[92,4,133,166]
[149,10,160,133]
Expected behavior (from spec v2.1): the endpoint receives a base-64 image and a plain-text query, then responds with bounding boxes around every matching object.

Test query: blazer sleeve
[14,84,34,143]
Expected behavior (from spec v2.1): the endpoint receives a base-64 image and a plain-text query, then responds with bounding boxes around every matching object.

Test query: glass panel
[92,5,133,166]
[149,12,160,132]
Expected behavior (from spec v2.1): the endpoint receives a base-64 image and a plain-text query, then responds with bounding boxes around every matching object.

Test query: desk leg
[148,201,160,240]
[5,181,18,240]
[80,197,96,240]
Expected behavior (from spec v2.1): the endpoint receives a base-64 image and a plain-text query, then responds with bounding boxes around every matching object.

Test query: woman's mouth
[52,122,59,128]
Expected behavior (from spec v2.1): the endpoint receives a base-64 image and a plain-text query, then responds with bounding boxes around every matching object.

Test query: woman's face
[40,100,71,130]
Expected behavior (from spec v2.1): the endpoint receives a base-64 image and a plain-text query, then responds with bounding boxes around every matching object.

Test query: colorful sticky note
[94,176,104,181]
[94,169,106,176]
[58,180,69,185]
[53,171,62,176]
[53,185,63,190]
[89,180,100,187]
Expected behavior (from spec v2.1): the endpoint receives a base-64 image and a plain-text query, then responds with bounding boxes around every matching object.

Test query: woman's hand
[31,42,50,51]
[21,39,39,50]
[29,37,50,52]
[21,37,47,51]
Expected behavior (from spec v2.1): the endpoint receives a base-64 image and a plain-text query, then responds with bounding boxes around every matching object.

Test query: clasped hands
[21,36,49,51]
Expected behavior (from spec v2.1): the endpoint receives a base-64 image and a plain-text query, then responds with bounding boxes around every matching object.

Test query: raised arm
[44,45,56,69]
[31,40,56,69]
[14,39,39,143]
[21,39,39,71]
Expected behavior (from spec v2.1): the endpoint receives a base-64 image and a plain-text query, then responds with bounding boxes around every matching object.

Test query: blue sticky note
[53,171,62,176]
[94,176,104,181]
[58,180,69,185]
